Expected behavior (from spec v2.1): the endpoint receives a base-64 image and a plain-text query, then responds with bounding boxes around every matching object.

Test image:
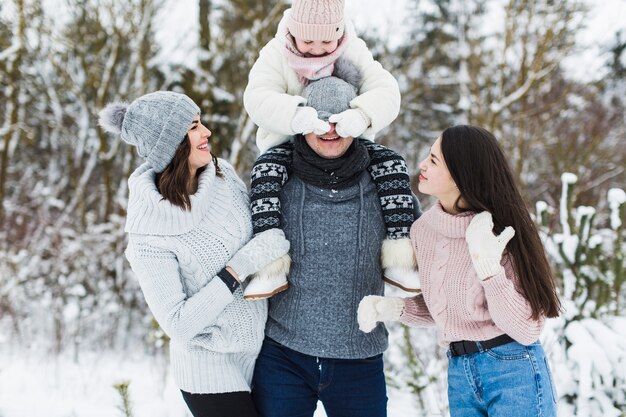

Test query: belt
[449,334,515,357]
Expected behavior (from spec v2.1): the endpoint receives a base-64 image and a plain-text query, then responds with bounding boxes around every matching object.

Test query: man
[251,68,418,417]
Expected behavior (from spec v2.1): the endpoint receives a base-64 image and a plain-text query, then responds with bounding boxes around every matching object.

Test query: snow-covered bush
[385,321,447,416]
[538,173,626,416]
[0,214,149,355]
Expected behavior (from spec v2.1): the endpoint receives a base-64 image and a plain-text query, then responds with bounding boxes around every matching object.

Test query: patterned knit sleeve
[362,140,414,240]
[399,293,436,328]
[126,237,235,344]
[250,143,293,235]
[480,255,544,345]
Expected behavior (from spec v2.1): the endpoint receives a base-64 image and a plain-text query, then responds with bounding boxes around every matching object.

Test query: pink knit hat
[287,0,345,41]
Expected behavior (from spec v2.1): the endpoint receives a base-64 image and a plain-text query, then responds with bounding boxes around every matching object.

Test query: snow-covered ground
[0,345,425,417]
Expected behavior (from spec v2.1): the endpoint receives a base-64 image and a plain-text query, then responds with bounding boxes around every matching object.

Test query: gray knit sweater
[124,160,267,394]
[266,172,388,359]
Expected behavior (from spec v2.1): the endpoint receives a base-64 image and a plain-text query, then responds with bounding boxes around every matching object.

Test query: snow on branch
[560,172,578,236]
[608,188,626,230]
[0,41,21,62]
[489,63,558,114]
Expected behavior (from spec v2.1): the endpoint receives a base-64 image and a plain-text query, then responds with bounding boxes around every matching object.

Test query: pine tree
[384,0,473,178]
[387,0,594,202]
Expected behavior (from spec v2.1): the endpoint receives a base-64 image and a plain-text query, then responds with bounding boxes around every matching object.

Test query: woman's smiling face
[187,115,213,171]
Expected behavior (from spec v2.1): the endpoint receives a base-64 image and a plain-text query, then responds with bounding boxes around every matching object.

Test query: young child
[243,0,418,299]
[357,125,561,416]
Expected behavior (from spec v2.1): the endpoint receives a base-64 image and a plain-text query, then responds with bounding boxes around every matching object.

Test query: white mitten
[357,295,405,333]
[465,211,515,280]
[227,229,290,282]
[328,109,370,138]
[291,106,331,135]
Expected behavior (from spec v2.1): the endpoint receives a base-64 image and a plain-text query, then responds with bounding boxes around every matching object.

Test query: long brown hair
[156,135,223,211]
[440,125,561,319]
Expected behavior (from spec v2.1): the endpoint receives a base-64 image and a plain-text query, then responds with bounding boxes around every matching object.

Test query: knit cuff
[388,297,406,320]
[480,269,512,295]
[217,268,240,294]
[473,259,503,281]
[399,294,435,327]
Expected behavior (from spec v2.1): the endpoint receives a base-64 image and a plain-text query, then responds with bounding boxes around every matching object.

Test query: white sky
[563,0,626,81]
[152,0,626,82]
[1,0,624,82]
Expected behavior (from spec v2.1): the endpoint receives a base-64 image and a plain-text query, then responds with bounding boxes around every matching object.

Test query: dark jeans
[180,390,258,417]
[252,337,387,417]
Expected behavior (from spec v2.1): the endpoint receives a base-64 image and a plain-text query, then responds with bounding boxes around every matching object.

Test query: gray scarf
[292,136,371,189]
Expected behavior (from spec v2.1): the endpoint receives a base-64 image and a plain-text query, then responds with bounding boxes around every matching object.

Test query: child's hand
[329,109,370,138]
[465,211,515,280]
[291,106,331,135]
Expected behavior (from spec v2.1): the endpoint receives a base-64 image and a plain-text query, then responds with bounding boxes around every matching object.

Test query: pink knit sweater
[401,202,544,347]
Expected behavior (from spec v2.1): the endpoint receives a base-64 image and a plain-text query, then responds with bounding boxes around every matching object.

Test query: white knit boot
[381,238,421,292]
[243,254,291,300]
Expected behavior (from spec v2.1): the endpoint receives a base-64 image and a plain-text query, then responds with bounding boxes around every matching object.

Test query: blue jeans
[252,337,387,417]
[447,340,557,416]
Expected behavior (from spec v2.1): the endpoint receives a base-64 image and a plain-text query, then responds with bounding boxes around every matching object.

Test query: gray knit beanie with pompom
[301,58,361,121]
[98,91,200,173]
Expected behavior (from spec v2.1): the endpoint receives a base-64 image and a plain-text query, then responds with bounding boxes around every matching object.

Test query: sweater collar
[427,201,475,238]
[125,161,224,235]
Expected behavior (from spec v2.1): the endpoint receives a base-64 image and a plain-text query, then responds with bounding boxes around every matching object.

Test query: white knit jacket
[244,9,401,153]
[124,160,267,394]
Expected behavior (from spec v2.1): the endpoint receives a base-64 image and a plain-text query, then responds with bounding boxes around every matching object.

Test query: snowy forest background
[0,0,625,416]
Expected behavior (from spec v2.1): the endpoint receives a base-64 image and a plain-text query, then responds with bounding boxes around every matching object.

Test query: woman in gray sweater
[99,91,289,417]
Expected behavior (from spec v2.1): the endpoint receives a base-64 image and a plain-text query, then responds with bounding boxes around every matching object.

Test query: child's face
[294,38,339,57]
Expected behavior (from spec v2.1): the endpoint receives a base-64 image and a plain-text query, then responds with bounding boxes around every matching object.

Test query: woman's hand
[465,211,515,280]
[357,295,405,333]
[227,229,290,283]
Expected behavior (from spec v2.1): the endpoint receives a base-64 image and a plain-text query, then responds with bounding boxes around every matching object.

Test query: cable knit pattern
[124,160,268,394]
[401,202,544,347]
[266,173,388,359]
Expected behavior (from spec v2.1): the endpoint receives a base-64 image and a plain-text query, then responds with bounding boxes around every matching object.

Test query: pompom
[332,58,361,88]
[98,102,128,135]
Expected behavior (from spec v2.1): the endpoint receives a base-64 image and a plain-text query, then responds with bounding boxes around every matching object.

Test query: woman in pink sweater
[357,125,561,416]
